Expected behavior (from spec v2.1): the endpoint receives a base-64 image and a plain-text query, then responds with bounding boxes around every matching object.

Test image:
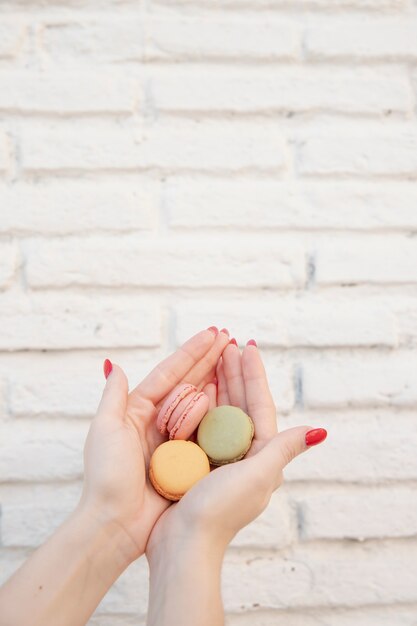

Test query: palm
[146,341,279,553]
[83,329,231,558]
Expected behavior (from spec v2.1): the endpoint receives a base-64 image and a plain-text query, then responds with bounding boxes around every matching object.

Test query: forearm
[0,504,134,626]
[146,530,225,626]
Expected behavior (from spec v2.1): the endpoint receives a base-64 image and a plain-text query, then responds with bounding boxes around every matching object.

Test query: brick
[0,549,30,586]
[0,376,8,420]
[89,617,144,626]
[223,540,417,610]
[7,358,104,419]
[298,132,417,177]
[0,180,157,235]
[0,291,161,350]
[0,21,26,59]
[301,181,417,230]
[1,351,154,418]
[167,179,417,231]
[175,296,397,349]
[294,485,417,540]
[259,357,294,415]
[25,235,305,289]
[303,351,417,409]
[42,19,145,64]
[155,0,409,7]
[0,131,9,173]
[231,489,296,549]
[395,296,417,347]
[147,17,300,61]
[306,18,417,60]
[0,242,18,289]
[0,483,81,546]
[315,236,417,285]
[21,121,286,174]
[284,411,417,482]
[0,72,137,114]
[151,67,411,116]
[0,419,87,481]
[226,606,417,626]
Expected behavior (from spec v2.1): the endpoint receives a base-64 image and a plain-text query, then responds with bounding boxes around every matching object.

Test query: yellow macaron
[149,439,210,501]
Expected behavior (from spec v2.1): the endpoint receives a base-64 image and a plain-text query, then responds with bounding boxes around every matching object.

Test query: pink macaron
[157,383,210,441]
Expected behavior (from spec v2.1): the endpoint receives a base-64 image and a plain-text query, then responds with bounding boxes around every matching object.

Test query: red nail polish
[246,339,257,347]
[220,328,230,336]
[305,428,327,447]
[103,358,113,379]
[229,337,238,346]
[207,326,219,336]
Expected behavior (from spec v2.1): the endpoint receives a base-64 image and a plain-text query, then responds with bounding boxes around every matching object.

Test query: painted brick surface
[147,17,300,61]
[0,72,137,114]
[21,122,287,174]
[150,67,412,116]
[0,131,9,174]
[298,132,417,177]
[166,180,417,230]
[25,235,305,289]
[0,243,18,289]
[306,18,417,60]
[0,292,162,350]
[0,21,26,59]
[0,180,158,234]
[0,3,416,624]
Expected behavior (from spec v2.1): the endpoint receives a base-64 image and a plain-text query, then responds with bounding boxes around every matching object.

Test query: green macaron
[197,405,255,466]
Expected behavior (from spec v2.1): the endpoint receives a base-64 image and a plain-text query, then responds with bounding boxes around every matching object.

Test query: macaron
[149,440,210,501]
[197,405,255,466]
[156,383,209,440]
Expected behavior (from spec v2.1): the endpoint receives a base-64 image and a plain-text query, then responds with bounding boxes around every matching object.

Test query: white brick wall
[0,2,416,624]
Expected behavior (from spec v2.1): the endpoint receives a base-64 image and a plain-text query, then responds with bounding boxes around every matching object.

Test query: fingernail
[103,358,113,379]
[229,337,238,346]
[305,428,327,447]
[207,326,219,336]
[246,339,257,347]
[220,328,230,336]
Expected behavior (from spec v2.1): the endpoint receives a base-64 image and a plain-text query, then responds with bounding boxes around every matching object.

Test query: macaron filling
[157,383,196,434]
[169,391,206,440]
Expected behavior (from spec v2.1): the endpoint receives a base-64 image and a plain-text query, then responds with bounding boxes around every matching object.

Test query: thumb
[96,359,129,420]
[253,426,327,490]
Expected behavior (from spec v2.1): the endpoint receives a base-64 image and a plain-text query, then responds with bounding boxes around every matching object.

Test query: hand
[146,340,327,558]
[77,327,231,562]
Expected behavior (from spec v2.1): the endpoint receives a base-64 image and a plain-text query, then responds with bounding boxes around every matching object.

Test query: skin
[0,329,324,626]
[145,341,317,626]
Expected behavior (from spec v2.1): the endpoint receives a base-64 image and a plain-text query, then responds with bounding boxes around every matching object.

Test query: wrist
[146,516,226,571]
[146,517,225,626]
[74,501,140,569]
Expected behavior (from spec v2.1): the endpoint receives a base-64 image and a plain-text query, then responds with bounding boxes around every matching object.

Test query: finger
[242,344,277,440]
[222,343,247,412]
[202,382,217,411]
[185,331,230,390]
[216,358,230,405]
[251,426,326,490]
[131,329,217,405]
[96,362,129,420]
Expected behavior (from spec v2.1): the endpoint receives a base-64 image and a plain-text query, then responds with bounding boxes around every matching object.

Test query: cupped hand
[146,340,327,556]
[78,328,230,561]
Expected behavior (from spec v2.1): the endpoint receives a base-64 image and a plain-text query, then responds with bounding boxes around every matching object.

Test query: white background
[1,1,417,624]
